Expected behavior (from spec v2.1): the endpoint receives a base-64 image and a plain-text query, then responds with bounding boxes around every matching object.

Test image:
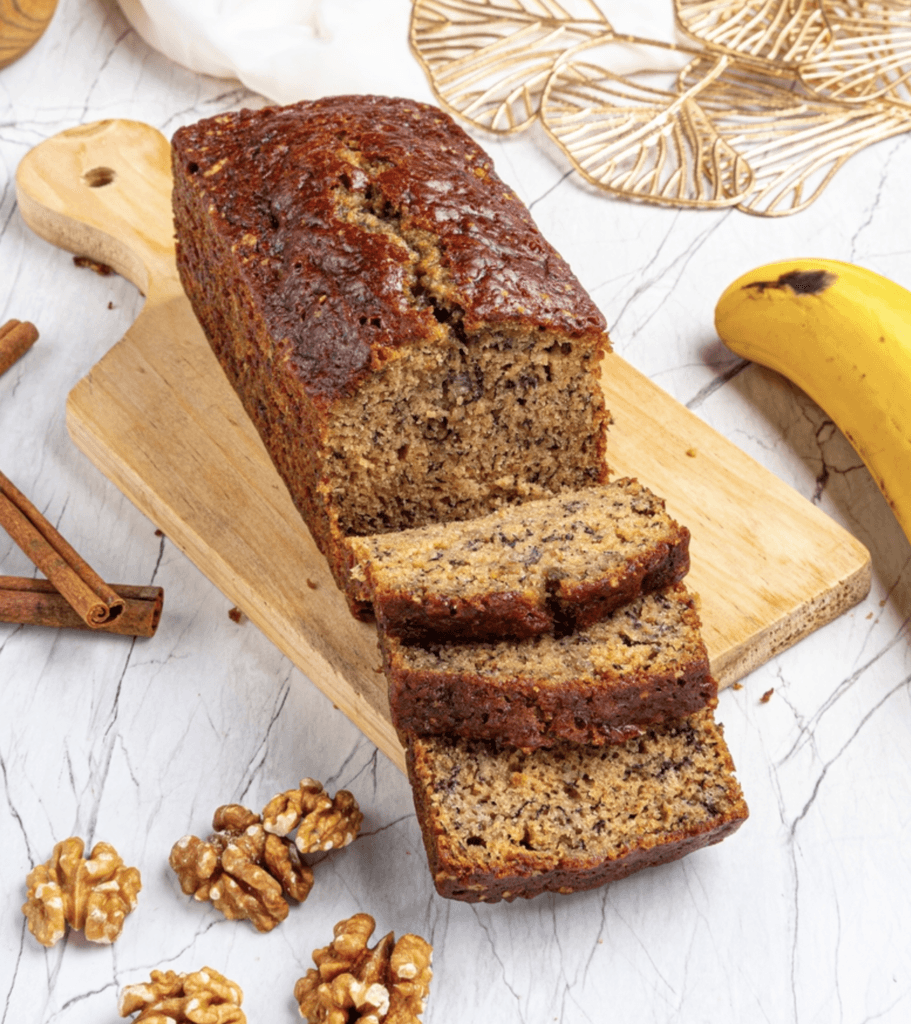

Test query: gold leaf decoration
[410,0,911,214]
[540,37,754,206]
[799,0,911,107]
[674,0,833,67]
[678,54,911,214]
[409,0,612,133]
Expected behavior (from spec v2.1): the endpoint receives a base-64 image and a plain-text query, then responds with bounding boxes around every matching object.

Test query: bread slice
[405,708,748,902]
[380,582,717,749]
[351,479,689,642]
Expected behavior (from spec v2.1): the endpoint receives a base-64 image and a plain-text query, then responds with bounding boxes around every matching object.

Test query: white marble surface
[3,2,911,1022]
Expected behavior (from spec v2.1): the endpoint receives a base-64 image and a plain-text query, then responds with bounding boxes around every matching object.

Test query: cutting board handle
[15,119,176,298]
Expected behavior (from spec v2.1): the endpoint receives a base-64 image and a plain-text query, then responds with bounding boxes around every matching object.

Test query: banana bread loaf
[405,708,748,902]
[380,582,717,749]
[171,95,611,616]
[350,478,690,643]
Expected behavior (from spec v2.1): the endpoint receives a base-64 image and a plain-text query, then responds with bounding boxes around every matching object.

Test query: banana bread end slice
[405,708,748,903]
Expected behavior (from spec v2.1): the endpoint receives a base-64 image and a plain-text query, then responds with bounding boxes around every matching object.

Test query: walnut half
[294,913,433,1024]
[22,837,141,947]
[262,779,364,853]
[119,966,245,1023]
[169,811,306,934]
[169,780,362,933]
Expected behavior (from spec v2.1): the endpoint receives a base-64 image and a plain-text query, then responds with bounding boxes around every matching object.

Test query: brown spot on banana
[744,269,838,295]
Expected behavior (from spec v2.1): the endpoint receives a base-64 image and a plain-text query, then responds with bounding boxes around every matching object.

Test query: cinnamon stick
[0,320,38,377]
[0,577,163,637]
[0,469,124,627]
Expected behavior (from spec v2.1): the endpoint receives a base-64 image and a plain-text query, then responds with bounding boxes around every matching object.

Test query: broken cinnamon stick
[0,469,124,627]
[0,319,38,377]
[0,577,163,637]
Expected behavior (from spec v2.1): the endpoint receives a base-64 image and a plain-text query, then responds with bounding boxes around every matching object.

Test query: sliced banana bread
[351,478,690,643]
[380,582,717,749]
[171,95,610,618]
[405,708,748,902]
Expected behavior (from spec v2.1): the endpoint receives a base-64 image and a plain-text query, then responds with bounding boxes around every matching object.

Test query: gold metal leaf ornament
[541,37,753,206]
[674,0,833,67]
[410,0,911,214]
[678,54,911,213]
[799,0,911,107]
[410,0,612,132]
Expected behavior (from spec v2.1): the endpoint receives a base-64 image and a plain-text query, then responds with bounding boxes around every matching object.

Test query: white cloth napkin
[116,0,434,105]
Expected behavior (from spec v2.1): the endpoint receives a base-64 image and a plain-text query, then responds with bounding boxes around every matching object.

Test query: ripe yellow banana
[714,258,911,546]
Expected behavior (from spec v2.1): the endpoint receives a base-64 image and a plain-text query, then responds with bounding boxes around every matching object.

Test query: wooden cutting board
[15,119,871,772]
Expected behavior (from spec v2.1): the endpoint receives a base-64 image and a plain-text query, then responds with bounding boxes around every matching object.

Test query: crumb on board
[760,687,774,704]
[306,578,318,590]
[685,447,697,458]
[73,255,114,276]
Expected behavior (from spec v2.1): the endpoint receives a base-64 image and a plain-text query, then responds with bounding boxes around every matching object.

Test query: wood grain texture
[0,0,57,69]
[15,119,871,772]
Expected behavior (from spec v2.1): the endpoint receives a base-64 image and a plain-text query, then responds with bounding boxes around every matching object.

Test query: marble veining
[2,1,911,1022]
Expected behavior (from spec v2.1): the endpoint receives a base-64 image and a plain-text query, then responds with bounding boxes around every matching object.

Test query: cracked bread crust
[404,709,748,903]
[351,479,691,644]
[171,96,610,615]
[381,582,718,749]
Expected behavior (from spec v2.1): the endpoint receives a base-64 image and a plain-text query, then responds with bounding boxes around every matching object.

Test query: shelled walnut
[22,836,141,947]
[294,913,433,1024]
[263,778,363,852]
[169,780,362,933]
[119,966,245,1023]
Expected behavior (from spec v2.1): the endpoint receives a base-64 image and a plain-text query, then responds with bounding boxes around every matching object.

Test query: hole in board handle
[83,166,116,188]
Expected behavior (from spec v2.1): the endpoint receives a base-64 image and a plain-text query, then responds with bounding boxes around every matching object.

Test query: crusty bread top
[171,95,608,399]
